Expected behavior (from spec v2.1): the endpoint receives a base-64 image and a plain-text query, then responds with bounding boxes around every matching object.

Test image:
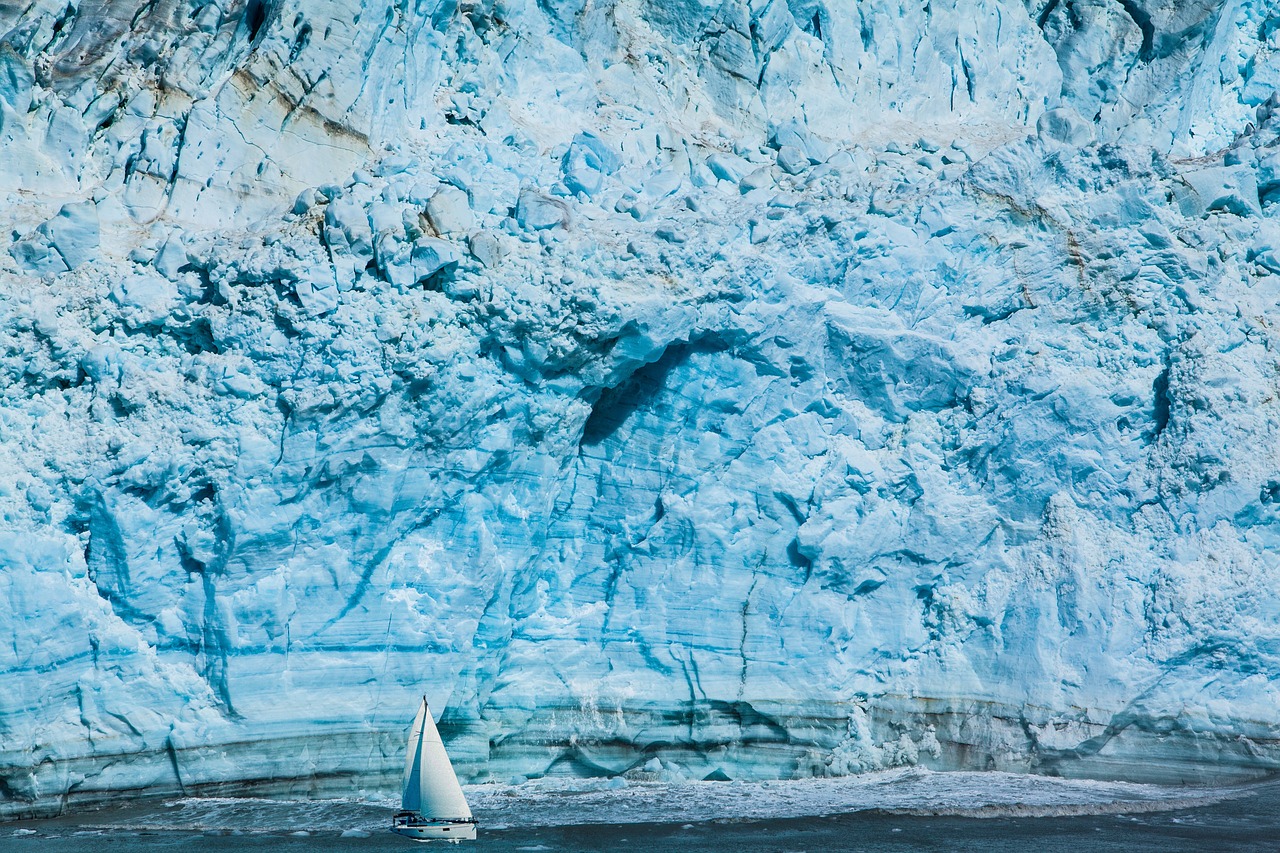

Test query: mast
[400,696,472,820]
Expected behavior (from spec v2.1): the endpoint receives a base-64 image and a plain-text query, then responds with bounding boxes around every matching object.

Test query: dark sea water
[7,771,1278,852]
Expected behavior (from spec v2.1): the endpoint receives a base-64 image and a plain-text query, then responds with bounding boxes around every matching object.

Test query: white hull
[390,697,475,842]
[391,817,477,842]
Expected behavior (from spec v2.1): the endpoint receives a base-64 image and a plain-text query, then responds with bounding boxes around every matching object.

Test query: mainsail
[401,696,472,820]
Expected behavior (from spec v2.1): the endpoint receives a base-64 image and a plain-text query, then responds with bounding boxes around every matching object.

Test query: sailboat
[390,696,477,842]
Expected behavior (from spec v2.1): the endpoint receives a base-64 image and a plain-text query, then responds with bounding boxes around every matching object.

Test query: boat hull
[391,815,477,842]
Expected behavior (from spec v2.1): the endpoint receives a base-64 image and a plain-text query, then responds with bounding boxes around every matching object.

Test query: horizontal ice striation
[4,0,1280,818]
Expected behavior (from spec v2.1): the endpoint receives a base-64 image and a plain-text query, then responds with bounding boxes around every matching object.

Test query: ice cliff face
[4,0,1280,816]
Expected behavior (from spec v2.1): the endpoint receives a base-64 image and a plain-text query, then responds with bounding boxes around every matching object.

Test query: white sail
[400,696,472,820]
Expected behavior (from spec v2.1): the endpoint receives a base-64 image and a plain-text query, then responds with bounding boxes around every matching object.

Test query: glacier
[4,0,1280,818]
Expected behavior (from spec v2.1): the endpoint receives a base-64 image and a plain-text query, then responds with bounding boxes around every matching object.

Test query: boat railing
[393,813,477,827]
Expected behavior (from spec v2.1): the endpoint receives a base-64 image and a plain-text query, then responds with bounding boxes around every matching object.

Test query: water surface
[8,770,1277,852]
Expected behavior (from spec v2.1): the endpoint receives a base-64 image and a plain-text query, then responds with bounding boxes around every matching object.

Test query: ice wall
[4,0,1280,817]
